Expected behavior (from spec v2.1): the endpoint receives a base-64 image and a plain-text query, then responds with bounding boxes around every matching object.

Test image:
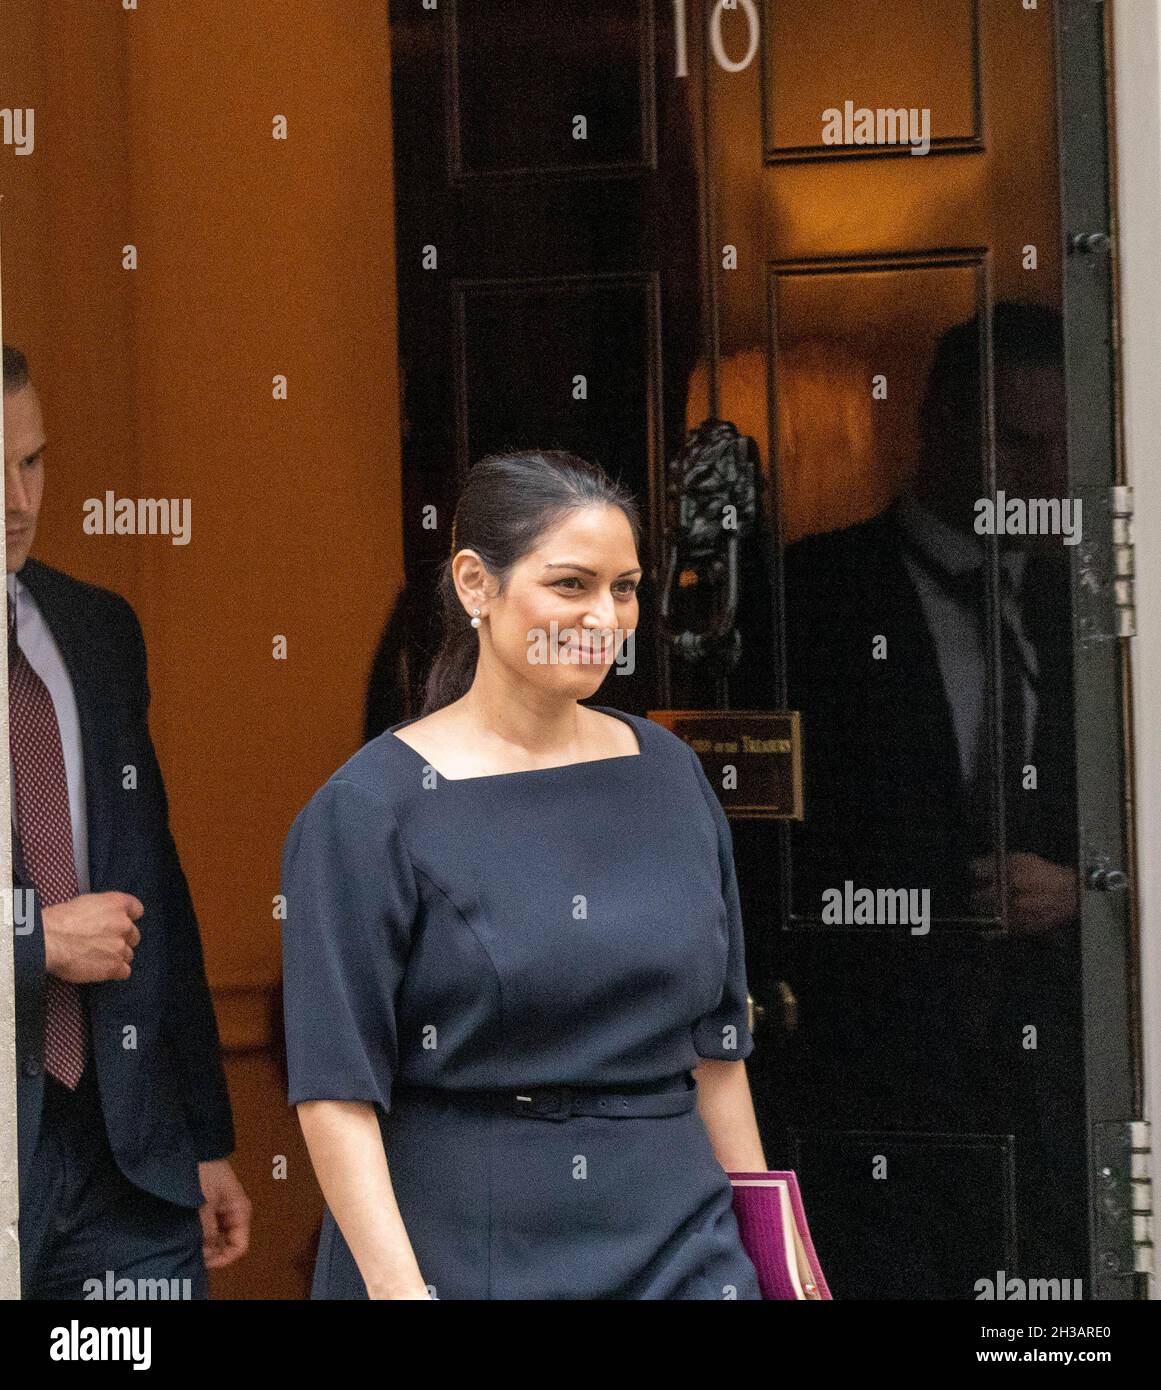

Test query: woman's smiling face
[473,504,641,695]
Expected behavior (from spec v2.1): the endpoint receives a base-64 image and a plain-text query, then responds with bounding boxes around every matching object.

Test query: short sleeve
[280,776,419,1111]
[686,747,757,1062]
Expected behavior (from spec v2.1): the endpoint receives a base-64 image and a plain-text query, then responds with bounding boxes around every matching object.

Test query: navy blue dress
[280,705,762,1300]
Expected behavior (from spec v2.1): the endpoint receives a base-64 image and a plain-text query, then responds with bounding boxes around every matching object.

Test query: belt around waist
[395,1073,699,1122]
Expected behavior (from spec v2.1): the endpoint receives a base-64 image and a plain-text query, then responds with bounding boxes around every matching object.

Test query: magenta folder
[728,1171,832,1300]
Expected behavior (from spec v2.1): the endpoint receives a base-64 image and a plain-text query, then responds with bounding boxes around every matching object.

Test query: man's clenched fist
[41,891,144,982]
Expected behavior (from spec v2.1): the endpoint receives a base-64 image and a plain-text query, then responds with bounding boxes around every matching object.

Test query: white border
[0,222,19,1300]
[1111,0,1161,1301]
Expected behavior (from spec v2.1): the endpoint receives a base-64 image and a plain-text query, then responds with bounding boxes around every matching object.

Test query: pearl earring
[470,608,481,629]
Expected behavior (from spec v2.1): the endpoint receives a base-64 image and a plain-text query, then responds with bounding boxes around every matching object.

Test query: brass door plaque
[647,709,804,820]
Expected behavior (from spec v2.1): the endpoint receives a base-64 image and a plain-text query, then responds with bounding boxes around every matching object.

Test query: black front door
[388,0,1139,1299]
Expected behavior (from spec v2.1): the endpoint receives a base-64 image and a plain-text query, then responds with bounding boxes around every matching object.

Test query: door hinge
[1076,485,1135,645]
[1111,485,1135,637]
[1069,231,1112,255]
[1095,1119,1153,1278]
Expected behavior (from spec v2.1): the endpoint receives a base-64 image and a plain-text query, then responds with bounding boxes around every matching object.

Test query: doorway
[386,0,1140,1298]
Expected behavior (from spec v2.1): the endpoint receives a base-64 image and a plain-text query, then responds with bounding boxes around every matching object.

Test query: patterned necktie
[8,591,89,1088]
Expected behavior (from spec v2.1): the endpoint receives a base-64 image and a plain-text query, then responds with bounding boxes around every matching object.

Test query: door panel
[454,274,660,482]
[763,0,981,159]
[448,0,652,176]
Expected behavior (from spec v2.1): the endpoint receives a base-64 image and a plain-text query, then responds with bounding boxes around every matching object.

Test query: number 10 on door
[673,0,761,79]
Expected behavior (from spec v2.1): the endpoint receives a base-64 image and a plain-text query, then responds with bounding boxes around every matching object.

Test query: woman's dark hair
[421,449,642,716]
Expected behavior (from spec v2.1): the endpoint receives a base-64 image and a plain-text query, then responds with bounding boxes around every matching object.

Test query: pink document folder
[729,1171,833,1300]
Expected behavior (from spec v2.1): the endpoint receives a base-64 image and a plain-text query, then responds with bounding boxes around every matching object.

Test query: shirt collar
[895,491,1027,590]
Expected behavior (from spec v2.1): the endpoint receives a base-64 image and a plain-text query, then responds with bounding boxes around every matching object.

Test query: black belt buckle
[512,1085,574,1121]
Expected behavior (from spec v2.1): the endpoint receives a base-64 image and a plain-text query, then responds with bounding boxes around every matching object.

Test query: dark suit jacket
[776,504,1080,1133]
[12,558,234,1209]
[782,501,1078,919]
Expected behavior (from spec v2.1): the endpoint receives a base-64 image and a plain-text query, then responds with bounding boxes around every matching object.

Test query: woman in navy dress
[281,450,767,1299]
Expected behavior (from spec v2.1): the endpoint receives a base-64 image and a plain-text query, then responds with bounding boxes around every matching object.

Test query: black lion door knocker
[659,417,760,672]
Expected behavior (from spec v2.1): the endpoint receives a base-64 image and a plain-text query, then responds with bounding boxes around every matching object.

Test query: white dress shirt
[7,569,91,893]
[895,492,1039,788]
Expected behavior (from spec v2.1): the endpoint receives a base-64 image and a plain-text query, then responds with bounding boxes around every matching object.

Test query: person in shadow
[780,303,1085,1293]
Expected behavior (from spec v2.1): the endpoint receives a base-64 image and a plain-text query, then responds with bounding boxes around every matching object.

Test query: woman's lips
[559,637,608,661]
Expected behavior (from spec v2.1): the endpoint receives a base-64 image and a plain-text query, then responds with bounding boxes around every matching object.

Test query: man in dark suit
[780,304,1085,1287]
[784,302,1078,926]
[4,343,250,1298]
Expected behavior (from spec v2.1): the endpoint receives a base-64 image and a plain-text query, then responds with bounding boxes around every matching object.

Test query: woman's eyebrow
[543,563,643,577]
